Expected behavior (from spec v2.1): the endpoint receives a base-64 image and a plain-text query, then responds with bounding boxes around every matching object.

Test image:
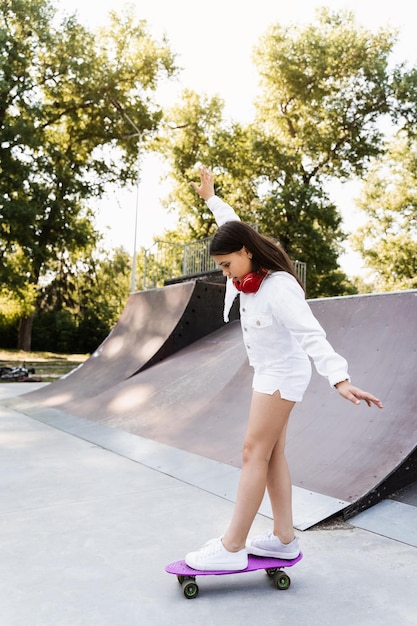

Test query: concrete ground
[1,383,416,626]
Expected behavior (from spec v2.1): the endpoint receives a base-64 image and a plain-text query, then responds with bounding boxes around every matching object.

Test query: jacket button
[256,320,261,326]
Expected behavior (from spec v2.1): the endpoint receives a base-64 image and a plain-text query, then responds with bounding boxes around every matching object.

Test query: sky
[58,0,417,277]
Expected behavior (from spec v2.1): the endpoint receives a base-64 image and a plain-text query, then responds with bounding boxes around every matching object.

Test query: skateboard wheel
[273,571,291,590]
[265,567,278,577]
[182,580,199,599]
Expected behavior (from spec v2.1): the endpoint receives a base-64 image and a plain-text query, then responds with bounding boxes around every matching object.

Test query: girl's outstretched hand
[335,380,383,408]
[190,165,215,201]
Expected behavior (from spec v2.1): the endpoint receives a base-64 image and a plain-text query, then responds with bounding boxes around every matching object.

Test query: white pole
[130,138,141,293]
[110,100,143,294]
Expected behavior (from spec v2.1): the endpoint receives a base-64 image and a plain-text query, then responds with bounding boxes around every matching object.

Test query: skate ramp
[288,290,417,517]
[20,289,417,526]
[24,280,230,408]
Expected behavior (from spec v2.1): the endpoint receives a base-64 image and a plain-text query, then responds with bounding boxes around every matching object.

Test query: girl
[185,166,383,572]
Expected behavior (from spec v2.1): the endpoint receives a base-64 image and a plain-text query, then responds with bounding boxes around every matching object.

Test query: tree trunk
[17,315,34,351]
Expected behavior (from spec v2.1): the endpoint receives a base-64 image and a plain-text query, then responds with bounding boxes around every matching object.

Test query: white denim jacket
[207,195,350,388]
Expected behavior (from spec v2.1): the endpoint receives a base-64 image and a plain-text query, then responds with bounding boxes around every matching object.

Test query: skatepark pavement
[1,383,416,626]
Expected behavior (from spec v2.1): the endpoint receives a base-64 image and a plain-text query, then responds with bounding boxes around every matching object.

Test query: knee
[241,438,271,466]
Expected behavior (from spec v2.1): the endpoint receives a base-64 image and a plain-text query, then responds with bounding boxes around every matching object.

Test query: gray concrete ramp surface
[15,288,417,529]
[288,290,417,517]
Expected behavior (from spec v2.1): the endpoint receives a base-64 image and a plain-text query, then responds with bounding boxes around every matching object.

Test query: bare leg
[266,422,295,544]
[222,390,295,552]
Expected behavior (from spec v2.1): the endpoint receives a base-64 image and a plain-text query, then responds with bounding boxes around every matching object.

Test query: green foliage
[76,246,131,331]
[253,7,396,180]
[153,89,231,239]
[155,90,266,239]
[0,292,20,348]
[352,134,417,290]
[0,243,133,354]
[32,245,131,353]
[141,240,185,289]
[0,0,177,349]
[2,2,416,351]
[31,309,76,353]
[155,8,417,297]
[31,308,108,354]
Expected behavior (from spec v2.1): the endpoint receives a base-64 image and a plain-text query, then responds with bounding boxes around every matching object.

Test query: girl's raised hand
[190,165,215,201]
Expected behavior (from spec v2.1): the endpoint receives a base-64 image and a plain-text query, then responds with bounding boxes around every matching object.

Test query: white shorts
[252,360,312,403]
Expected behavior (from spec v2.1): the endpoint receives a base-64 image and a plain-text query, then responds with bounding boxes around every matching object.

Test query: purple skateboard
[165,553,303,599]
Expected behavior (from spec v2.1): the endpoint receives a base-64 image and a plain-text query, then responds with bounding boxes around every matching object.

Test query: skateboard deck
[166,552,303,598]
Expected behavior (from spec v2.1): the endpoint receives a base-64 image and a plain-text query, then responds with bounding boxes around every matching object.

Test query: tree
[0,0,177,349]
[156,9,410,297]
[27,245,131,353]
[154,89,233,238]
[351,134,417,290]
[77,246,131,333]
[155,90,273,239]
[252,8,396,180]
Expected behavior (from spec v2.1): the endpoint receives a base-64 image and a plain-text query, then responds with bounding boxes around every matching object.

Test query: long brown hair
[209,221,304,290]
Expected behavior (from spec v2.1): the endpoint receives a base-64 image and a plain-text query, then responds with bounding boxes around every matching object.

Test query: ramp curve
[21,289,417,526]
[24,281,230,408]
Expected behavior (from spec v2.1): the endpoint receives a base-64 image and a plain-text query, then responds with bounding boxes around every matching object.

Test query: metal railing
[143,237,306,290]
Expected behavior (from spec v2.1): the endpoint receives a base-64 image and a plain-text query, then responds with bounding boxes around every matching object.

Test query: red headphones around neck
[233,269,268,293]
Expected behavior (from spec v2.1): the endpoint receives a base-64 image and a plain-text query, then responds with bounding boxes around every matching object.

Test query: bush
[31,310,77,353]
[74,311,110,354]
[0,315,18,349]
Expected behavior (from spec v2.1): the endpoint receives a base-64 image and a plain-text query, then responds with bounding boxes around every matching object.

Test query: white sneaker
[247,531,300,559]
[185,538,248,571]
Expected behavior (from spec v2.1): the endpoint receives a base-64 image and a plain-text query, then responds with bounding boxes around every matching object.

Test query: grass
[0,349,89,382]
